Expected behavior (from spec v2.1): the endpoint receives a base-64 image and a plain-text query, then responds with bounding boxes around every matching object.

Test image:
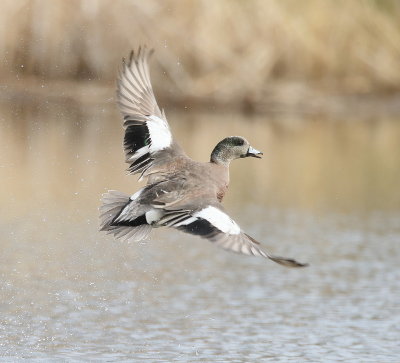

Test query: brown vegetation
[2,0,400,111]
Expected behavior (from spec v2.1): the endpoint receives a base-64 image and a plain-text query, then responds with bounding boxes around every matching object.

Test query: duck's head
[210,136,263,166]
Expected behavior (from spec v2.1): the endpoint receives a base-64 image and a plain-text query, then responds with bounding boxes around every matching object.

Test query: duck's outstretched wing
[156,202,308,268]
[117,46,187,180]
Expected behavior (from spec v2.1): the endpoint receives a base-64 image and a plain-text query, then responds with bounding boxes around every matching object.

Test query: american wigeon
[100,46,307,268]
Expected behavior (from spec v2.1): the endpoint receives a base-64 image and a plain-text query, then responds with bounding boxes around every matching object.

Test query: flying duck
[100,46,307,268]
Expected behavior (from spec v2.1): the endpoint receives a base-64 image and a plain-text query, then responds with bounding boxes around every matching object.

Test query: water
[1,97,399,361]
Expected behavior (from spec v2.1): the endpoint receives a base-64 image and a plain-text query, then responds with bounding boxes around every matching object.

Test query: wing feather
[116,46,187,180]
[159,204,308,267]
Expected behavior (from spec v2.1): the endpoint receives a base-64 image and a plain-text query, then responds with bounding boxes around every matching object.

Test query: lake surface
[0,97,399,361]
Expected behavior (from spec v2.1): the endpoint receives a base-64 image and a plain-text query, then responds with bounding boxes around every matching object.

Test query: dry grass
[2,0,400,108]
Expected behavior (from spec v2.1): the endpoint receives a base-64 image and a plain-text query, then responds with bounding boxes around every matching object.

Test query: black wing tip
[244,233,309,268]
[269,255,309,268]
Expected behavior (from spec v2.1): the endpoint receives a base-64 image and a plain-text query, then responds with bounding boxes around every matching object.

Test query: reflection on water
[1,99,399,215]
[1,99,399,361]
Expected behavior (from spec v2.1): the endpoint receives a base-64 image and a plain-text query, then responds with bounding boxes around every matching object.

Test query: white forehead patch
[195,206,241,235]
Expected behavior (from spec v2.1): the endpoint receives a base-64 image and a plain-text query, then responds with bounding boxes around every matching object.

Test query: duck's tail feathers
[99,190,152,242]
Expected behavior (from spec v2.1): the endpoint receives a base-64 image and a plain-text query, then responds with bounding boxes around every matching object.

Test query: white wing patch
[173,216,197,227]
[147,115,172,152]
[127,115,172,162]
[195,206,241,235]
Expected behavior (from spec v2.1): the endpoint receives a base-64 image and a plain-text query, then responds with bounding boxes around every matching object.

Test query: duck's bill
[246,146,263,158]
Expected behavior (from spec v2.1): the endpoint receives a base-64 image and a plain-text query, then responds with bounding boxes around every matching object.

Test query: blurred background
[1,0,400,361]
